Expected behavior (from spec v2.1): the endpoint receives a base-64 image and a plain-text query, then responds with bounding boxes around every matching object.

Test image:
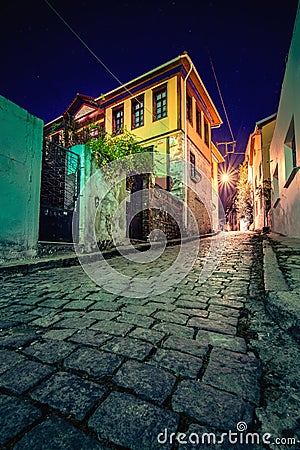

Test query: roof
[45,53,222,128]
[256,113,277,128]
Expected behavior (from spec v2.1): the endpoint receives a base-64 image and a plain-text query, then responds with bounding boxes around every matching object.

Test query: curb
[263,234,300,341]
[0,232,219,277]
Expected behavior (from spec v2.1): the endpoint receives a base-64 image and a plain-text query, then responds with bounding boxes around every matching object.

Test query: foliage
[86,129,152,182]
[235,160,253,223]
[255,180,271,211]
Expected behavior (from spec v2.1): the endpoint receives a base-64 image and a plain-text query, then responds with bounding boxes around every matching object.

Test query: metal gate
[39,139,80,243]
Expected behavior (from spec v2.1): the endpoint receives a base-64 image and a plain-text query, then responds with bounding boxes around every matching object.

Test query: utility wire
[208,53,235,143]
[44,0,126,91]
[44,0,174,134]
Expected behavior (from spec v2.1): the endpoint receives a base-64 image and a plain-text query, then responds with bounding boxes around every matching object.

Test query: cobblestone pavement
[0,232,298,449]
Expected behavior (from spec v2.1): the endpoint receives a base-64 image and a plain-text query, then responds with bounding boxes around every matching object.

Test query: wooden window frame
[187,93,193,125]
[196,106,202,137]
[112,104,124,134]
[131,95,144,129]
[153,84,167,121]
[204,118,210,147]
[190,152,196,178]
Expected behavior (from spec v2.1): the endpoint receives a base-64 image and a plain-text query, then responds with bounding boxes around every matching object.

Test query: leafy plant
[86,129,152,181]
[236,160,253,223]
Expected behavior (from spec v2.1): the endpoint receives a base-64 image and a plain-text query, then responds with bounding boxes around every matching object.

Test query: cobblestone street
[0,232,299,449]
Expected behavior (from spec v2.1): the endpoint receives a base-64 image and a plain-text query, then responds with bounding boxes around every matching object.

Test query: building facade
[244,114,276,231]
[268,5,300,237]
[44,53,224,246]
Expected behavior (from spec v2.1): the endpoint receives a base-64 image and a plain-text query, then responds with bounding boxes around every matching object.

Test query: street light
[221,173,230,183]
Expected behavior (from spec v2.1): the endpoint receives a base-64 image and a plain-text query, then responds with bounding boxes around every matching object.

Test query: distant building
[244,114,276,231]
[44,53,224,245]
[268,5,300,237]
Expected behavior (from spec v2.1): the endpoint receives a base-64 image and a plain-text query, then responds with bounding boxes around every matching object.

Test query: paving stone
[117,312,155,328]
[172,380,253,430]
[101,336,153,361]
[1,304,34,314]
[23,339,76,364]
[89,391,179,450]
[147,295,177,305]
[208,298,244,309]
[208,312,239,326]
[0,359,54,394]
[53,317,96,329]
[0,348,25,374]
[196,330,247,353]
[163,335,208,358]
[31,314,62,327]
[41,328,76,340]
[17,297,44,306]
[39,298,71,308]
[146,301,176,311]
[3,312,38,323]
[55,310,84,319]
[63,300,95,310]
[14,416,107,449]
[153,322,194,339]
[188,317,236,335]
[153,310,188,325]
[88,300,124,311]
[202,348,261,404]
[113,360,176,404]
[64,347,123,378]
[122,304,158,315]
[175,307,209,318]
[208,304,241,317]
[90,320,134,336]
[150,348,203,378]
[86,291,119,301]
[129,327,165,344]
[85,310,119,321]
[178,294,210,302]
[68,329,113,346]
[175,299,208,309]
[29,307,57,317]
[0,330,40,348]
[30,372,107,420]
[0,394,42,446]
[0,319,19,328]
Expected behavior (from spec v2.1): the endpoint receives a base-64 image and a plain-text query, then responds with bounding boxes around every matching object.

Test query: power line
[208,52,235,143]
[44,0,173,134]
[44,0,125,90]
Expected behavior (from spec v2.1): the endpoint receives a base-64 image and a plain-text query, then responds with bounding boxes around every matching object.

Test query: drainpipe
[183,56,193,230]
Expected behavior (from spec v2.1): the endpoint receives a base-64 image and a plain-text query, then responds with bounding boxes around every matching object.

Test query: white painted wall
[269,4,300,237]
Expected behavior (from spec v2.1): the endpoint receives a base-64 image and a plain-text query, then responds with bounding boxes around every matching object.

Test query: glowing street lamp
[221,173,230,183]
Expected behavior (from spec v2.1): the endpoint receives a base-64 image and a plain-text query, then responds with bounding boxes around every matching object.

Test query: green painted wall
[0,96,43,259]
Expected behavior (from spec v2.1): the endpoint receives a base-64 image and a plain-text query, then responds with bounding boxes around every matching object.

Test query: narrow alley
[0,232,299,449]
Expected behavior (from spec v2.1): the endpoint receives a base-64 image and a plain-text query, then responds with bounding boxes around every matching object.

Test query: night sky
[1,0,298,166]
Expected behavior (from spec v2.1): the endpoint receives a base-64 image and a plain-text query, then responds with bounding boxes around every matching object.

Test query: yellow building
[244,114,276,231]
[44,53,223,242]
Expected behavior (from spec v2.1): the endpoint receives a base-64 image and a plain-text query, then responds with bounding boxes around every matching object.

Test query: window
[187,94,193,124]
[190,152,196,178]
[112,105,124,134]
[273,164,280,207]
[153,85,167,121]
[51,133,60,143]
[284,117,298,187]
[131,95,144,129]
[196,107,202,137]
[204,118,210,147]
